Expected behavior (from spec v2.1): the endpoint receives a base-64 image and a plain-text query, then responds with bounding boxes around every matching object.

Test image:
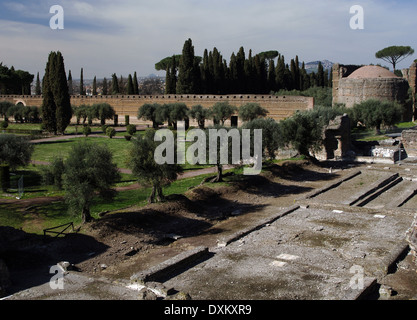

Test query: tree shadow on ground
[0,226,109,296]
[226,172,313,198]
[264,162,340,183]
[90,193,268,243]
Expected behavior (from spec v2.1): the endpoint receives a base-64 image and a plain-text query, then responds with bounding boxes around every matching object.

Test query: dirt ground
[1,160,416,300]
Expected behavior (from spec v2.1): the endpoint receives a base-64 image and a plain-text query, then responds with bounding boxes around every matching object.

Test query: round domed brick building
[332,64,409,108]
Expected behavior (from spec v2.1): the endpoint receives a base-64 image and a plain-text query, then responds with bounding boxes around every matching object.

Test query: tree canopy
[350,99,403,133]
[0,134,34,191]
[210,102,237,125]
[238,103,269,122]
[63,141,120,223]
[0,63,34,95]
[41,51,72,135]
[375,46,415,71]
[128,129,183,203]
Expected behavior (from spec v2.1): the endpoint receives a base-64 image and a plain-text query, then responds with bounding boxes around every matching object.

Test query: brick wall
[0,94,314,124]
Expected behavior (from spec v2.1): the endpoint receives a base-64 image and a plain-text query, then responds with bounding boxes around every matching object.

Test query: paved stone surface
[163,205,412,300]
[4,166,416,300]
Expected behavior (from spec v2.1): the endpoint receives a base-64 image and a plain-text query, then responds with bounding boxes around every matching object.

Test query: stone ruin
[406,214,417,266]
[402,129,417,158]
[315,114,354,161]
[333,64,410,109]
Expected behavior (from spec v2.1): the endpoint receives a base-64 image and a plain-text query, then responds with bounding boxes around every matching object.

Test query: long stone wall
[0,94,314,124]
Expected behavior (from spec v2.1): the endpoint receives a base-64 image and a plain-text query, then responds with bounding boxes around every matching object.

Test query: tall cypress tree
[176,38,197,94]
[290,59,297,90]
[42,52,58,134]
[244,49,255,94]
[41,51,71,135]
[80,68,85,95]
[35,72,41,95]
[67,70,73,95]
[133,71,139,94]
[300,62,310,90]
[201,49,210,94]
[236,47,246,93]
[54,52,72,134]
[111,73,119,95]
[295,56,301,90]
[317,62,325,87]
[119,75,125,94]
[165,67,172,94]
[212,48,223,94]
[102,77,108,95]
[93,76,97,95]
[275,55,285,91]
[127,74,134,94]
[267,59,276,93]
[170,55,178,94]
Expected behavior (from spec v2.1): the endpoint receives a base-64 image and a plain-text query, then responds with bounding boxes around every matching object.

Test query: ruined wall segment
[0,94,314,123]
[334,65,408,109]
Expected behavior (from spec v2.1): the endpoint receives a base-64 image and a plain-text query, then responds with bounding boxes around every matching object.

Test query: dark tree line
[163,39,331,95]
[0,63,34,95]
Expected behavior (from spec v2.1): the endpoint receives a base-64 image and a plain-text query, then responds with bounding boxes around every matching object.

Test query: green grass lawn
[1,165,137,200]
[352,121,417,142]
[32,135,210,171]
[32,137,133,168]
[0,167,239,235]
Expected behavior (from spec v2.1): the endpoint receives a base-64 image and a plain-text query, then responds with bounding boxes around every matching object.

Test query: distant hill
[302,60,334,74]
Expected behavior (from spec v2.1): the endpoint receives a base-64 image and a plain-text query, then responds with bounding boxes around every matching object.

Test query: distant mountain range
[302,60,334,73]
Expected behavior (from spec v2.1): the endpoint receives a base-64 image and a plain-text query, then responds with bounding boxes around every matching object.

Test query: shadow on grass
[0,226,109,297]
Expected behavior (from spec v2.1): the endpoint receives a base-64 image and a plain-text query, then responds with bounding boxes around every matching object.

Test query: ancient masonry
[332,64,410,110]
[0,94,314,124]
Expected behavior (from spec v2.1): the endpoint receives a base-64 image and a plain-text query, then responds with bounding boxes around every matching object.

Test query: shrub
[83,126,91,137]
[0,134,34,191]
[243,118,282,159]
[40,157,65,190]
[101,124,109,134]
[351,99,403,133]
[126,124,137,136]
[0,121,8,129]
[106,126,116,139]
[239,103,269,122]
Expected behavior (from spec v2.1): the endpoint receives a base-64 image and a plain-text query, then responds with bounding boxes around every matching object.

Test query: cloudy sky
[0,0,416,80]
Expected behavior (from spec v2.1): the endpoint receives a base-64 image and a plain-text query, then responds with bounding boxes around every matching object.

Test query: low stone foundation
[402,130,417,157]
[406,214,417,266]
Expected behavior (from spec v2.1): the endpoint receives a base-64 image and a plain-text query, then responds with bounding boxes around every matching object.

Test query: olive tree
[351,99,403,133]
[0,134,34,191]
[138,103,162,129]
[242,118,282,159]
[62,141,120,223]
[128,129,183,203]
[188,104,210,129]
[209,102,237,126]
[238,103,269,122]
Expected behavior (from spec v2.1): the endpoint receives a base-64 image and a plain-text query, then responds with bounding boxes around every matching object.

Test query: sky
[0,0,416,80]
